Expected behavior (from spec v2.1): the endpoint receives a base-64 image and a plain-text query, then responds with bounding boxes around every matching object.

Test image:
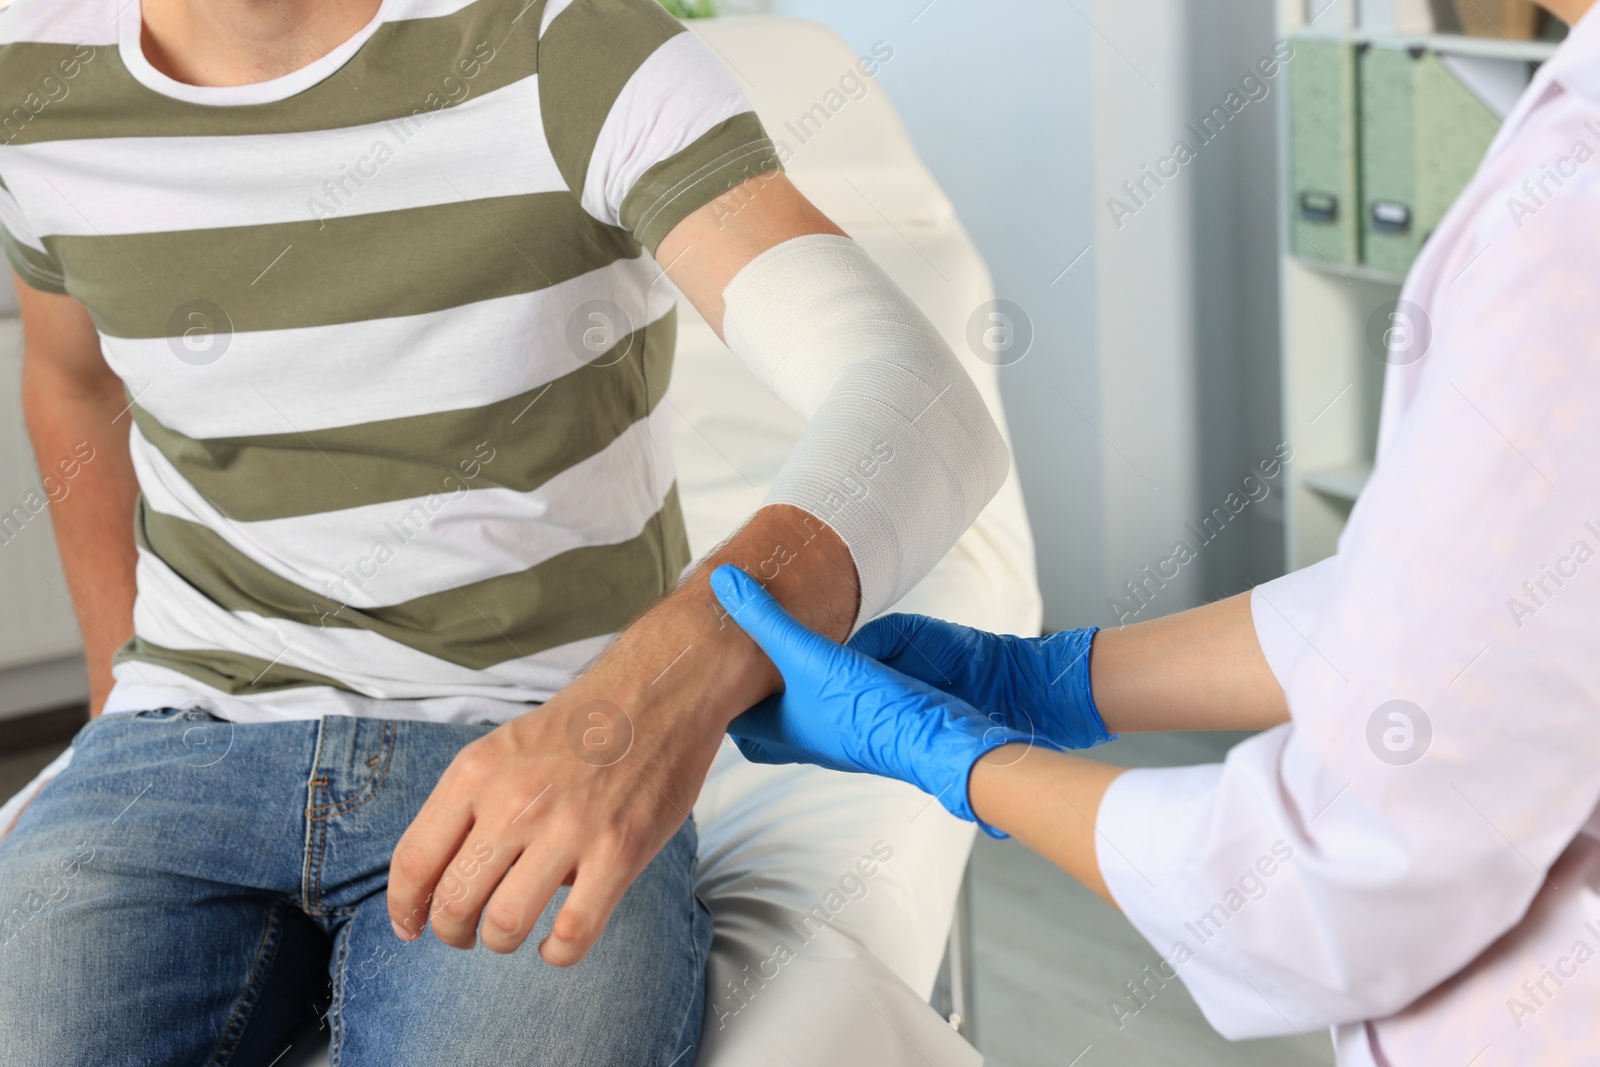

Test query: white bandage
[721,233,1010,624]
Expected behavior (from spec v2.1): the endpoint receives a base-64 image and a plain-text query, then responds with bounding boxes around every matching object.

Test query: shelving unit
[1291,25,1562,62]
[1301,461,1374,503]
[1294,253,1406,288]
[1274,0,1562,569]
[1276,253,1392,567]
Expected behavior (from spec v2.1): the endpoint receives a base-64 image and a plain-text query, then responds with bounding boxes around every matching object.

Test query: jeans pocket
[72,707,177,752]
[130,710,222,726]
[130,707,198,722]
[81,708,220,743]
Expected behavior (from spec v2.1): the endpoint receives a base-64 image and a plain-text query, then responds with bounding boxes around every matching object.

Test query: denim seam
[326,916,354,1067]
[668,834,713,1066]
[668,907,710,1065]
[307,781,329,917]
[206,898,285,1067]
[301,720,330,916]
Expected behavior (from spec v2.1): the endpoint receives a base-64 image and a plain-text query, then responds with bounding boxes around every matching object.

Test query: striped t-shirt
[0,0,781,722]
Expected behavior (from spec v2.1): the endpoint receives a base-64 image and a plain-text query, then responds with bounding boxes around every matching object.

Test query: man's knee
[338,821,710,1066]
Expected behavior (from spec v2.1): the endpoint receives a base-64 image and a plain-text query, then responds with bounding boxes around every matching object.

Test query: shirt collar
[1539,3,1600,104]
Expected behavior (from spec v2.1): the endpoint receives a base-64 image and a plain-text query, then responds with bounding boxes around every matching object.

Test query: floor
[0,733,1335,1066]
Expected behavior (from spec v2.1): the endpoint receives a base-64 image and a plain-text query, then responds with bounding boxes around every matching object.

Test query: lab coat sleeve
[1249,555,1341,684]
[1095,191,1600,1038]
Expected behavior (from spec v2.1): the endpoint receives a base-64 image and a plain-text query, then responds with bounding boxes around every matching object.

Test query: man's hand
[386,501,859,962]
[384,616,725,963]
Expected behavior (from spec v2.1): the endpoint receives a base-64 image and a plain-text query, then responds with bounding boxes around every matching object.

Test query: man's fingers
[709,564,829,670]
[480,849,572,955]
[387,794,475,940]
[425,834,522,950]
[540,855,638,967]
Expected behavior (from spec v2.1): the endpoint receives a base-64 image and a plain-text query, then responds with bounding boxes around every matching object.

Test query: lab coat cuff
[1096,763,1225,953]
[1096,763,1320,1039]
[1249,555,1341,686]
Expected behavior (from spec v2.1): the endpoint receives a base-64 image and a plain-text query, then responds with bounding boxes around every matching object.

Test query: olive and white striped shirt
[0,0,780,721]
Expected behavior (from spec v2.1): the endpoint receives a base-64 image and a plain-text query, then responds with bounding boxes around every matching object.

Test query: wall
[1185,0,1290,600]
[769,0,1104,629]
[1091,0,1204,624]
[1092,0,1288,629]
[772,0,1287,628]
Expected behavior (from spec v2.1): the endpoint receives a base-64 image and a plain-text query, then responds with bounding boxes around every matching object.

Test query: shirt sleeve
[1095,189,1600,1038]
[536,0,781,254]
[0,173,66,293]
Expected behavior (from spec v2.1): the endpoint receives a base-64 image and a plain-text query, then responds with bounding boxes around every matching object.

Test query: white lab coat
[1096,10,1600,1066]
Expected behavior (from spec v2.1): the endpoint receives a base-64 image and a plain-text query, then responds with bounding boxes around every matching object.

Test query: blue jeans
[0,708,712,1066]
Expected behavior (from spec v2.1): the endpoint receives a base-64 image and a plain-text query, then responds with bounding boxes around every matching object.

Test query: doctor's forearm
[1089,591,1288,733]
[968,745,1125,908]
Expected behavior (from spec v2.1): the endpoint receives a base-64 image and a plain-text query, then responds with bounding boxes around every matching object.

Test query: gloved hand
[711,565,1029,834]
[848,614,1116,750]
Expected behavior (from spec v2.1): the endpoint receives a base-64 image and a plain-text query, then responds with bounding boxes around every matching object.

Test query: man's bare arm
[386,175,869,964]
[17,277,139,718]
[652,169,860,652]
[655,170,846,336]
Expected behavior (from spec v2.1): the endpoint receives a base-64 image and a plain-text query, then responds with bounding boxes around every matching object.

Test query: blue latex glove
[710,565,1031,833]
[848,614,1116,750]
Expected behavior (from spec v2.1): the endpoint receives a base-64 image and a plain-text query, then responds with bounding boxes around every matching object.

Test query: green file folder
[1289,39,1360,263]
[1415,52,1503,244]
[1360,44,1420,275]
[1361,47,1506,274]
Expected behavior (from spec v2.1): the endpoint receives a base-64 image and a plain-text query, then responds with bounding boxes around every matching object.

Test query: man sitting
[0,0,1009,1062]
